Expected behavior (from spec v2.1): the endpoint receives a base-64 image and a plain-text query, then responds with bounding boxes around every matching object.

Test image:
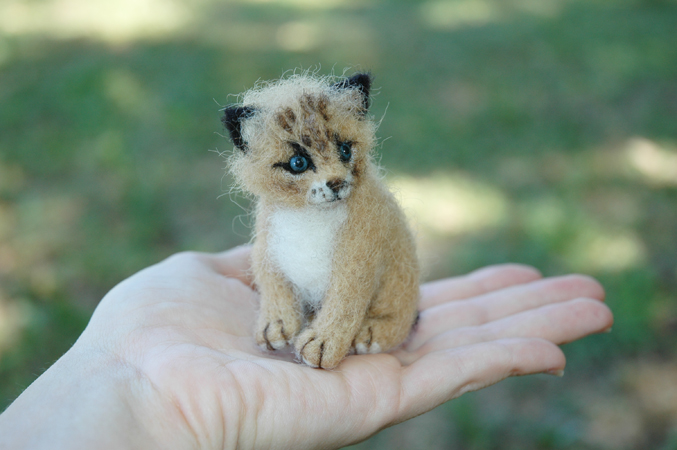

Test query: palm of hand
[81,247,611,450]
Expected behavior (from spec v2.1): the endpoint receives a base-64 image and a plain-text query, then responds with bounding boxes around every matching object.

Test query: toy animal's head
[223,73,377,209]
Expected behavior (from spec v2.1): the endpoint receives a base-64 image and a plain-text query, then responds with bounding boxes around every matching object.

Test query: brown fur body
[224,73,419,369]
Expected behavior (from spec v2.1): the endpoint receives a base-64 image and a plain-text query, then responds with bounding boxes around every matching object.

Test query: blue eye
[339,142,352,162]
[289,155,309,173]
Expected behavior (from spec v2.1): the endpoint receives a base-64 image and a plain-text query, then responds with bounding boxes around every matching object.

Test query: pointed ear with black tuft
[222,105,256,151]
[332,73,372,114]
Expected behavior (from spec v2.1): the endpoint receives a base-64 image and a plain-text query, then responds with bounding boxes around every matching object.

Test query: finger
[420,264,542,310]
[409,275,605,349]
[204,245,254,286]
[397,338,565,423]
[401,298,613,361]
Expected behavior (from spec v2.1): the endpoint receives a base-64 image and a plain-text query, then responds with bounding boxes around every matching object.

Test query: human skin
[0,246,613,450]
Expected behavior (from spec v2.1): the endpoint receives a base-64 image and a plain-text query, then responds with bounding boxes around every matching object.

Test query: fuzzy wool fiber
[223,72,420,369]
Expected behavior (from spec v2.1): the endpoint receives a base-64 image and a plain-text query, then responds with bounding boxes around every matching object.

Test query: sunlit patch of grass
[419,0,502,30]
[518,194,648,272]
[0,293,32,357]
[388,172,509,277]
[276,21,322,52]
[626,137,677,187]
[624,360,677,419]
[0,0,194,44]
[241,0,359,9]
[388,172,508,236]
[583,395,645,449]
[103,69,156,118]
[564,228,647,272]
[418,0,565,31]
[579,359,677,448]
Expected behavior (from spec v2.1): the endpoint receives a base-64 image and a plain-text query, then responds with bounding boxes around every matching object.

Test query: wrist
[0,344,196,450]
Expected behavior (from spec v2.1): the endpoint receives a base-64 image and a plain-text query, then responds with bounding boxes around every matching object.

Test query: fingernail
[603,327,613,333]
[546,369,565,377]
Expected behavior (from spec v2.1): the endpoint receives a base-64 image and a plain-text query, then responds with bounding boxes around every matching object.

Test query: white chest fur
[267,204,348,309]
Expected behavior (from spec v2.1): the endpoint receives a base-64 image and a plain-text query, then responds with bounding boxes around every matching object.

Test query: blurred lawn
[1,0,676,448]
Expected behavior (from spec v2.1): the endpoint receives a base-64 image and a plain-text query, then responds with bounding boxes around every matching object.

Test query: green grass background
[0,0,676,448]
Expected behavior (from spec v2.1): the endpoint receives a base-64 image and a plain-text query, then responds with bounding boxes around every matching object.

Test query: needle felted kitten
[222,72,419,369]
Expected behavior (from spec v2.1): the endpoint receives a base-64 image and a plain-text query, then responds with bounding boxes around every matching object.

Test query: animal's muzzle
[326,179,347,193]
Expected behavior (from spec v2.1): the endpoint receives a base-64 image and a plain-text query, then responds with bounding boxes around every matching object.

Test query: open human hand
[0,246,612,450]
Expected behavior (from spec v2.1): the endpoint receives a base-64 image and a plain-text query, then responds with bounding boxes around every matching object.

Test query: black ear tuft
[332,73,372,113]
[222,106,256,151]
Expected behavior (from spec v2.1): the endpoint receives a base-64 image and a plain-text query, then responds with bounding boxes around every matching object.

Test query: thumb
[206,245,254,286]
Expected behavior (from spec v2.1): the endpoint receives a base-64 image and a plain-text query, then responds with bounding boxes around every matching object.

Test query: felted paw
[256,317,299,351]
[294,328,349,369]
[353,323,383,355]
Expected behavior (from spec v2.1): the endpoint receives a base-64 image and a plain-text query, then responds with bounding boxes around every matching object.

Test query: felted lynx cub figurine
[222,72,419,369]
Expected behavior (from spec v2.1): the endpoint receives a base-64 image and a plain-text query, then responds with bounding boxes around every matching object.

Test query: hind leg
[353,271,419,355]
[353,310,418,355]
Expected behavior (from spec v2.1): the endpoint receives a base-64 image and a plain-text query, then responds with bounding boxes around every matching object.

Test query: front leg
[294,259,378,369]
[294,294,369,368]
[252,235,303,351]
